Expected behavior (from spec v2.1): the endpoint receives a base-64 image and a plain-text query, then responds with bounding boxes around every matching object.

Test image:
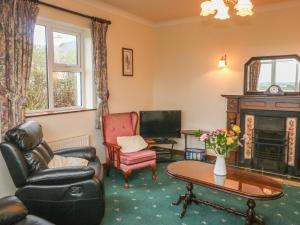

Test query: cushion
[103,113,137,144]
[120,150,156,165]
[5,121,43,152]
[0,196,28,225]
[48,155,88,169]
[117,135,148,153]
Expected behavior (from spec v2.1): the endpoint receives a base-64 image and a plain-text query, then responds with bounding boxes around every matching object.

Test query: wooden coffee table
[166,161,283,225]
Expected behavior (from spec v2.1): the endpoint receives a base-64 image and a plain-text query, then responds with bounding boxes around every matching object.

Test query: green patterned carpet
[102,160,300,225]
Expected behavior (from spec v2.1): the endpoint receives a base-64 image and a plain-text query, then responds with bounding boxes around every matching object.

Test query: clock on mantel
[264,85,284,96]
[244,54,300,96]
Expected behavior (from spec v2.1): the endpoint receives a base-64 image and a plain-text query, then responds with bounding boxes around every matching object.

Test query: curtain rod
[30,0,111,25]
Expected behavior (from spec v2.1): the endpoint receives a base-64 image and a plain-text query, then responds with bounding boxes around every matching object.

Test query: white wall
[0,0,155,197]
[152,5,300,150]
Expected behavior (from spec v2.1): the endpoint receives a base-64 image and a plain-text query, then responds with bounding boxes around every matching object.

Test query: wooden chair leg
[151,164,157,180]
[123,171,131,189]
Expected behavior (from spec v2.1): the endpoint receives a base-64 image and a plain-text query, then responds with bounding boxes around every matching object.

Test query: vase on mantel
[214,154,227,176]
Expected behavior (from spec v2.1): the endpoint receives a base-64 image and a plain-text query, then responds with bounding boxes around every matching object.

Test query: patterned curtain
[0,0,39,137]
[249,61,261,92]
[91,19,109,129]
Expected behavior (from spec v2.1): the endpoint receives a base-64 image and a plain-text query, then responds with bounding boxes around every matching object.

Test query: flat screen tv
[139,110,181,138]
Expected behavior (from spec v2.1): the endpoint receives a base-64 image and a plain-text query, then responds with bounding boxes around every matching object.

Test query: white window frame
[257,59,299,92]
[27,18,86,113]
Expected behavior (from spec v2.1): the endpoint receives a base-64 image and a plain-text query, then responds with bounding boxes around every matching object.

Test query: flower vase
[214,154,227,176]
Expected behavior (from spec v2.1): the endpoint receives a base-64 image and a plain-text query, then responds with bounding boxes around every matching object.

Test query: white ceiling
[99,0,297,22]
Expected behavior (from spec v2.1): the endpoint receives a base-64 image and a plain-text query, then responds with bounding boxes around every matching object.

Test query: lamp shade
[235,0,253,16]
[214,6,230,20]
[200,1,216,16]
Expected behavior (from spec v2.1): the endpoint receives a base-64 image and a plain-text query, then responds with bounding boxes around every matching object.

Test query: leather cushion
[15,215,55,225]
[120,150,156,165]
[5,121,43,152]
[24,150,49,173]
[0,196,28,225]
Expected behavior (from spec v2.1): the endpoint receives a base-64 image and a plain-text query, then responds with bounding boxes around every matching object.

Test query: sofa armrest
[54,146,96,160]
[0,196,28,225]
[27,167,95,185]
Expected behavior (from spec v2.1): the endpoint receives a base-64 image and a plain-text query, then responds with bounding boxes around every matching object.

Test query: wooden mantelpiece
[222,95,300,129]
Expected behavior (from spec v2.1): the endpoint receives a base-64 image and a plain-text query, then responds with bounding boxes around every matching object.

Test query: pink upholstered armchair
[102,112,157,188]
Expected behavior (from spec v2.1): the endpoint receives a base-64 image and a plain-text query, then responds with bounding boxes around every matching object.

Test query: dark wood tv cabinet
[146,138,177,162]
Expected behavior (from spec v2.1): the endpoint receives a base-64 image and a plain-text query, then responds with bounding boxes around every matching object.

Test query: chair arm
[0,196,28,225]
[145,139,156,145]
[26,167,95,185]
[103,142,121,150]
[103,142,121,168]
[54,146,96,160]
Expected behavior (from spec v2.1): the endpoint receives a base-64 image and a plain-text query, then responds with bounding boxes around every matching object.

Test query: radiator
[48,135,90,150]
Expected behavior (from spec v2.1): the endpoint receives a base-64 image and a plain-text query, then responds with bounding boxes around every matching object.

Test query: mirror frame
[244,54,300,96]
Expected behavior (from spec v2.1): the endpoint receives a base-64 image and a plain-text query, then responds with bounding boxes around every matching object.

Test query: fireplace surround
[222,95,300,177]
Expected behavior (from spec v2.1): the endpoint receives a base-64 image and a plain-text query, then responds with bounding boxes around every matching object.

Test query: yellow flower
[222,129,228,135]
[232,125,241,134]
[227,137,234,145]
[229,130,235,136]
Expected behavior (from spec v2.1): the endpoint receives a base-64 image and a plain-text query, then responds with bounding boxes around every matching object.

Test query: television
[139,110,181,139]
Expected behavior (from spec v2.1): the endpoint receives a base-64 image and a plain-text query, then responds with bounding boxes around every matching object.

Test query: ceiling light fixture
[200,0,253,20]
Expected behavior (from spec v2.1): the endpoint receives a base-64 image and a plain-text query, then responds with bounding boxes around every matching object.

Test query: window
[27,21,85,112]
[256,59,299,92]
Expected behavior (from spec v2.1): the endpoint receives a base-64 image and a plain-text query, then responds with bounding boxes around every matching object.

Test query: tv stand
[146,138,177,162]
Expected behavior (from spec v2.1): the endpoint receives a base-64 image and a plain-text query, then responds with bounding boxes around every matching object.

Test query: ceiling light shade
[214,6,230,20]
[200,0,254,20]
[236,8,253,17]
[211,0,226,10]
[200,1,216,16]
[235,0,253,16]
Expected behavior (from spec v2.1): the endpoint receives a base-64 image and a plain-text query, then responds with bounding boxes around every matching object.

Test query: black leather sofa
[0,121,105,225]
[0,196,54,225]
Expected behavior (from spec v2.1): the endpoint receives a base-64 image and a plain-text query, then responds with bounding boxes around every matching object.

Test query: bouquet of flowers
[200,125,242,156]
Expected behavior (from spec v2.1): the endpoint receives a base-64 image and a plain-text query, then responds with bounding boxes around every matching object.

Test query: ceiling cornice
[74,0,155,27]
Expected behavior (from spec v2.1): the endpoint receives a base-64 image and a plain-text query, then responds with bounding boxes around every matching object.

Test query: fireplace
[222,94,300,177]
[252,116,288,173]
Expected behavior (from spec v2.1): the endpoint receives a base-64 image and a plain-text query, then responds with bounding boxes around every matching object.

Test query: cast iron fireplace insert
[252,116,288,173]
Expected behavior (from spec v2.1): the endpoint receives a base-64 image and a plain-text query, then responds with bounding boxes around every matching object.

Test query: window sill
[25,108,96,118]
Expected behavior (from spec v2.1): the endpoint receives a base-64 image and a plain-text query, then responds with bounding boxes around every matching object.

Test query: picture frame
[122,48,133,76]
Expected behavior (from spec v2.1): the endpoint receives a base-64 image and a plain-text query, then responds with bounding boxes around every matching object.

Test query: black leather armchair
[0,121,105,225]
[0,196,54,225]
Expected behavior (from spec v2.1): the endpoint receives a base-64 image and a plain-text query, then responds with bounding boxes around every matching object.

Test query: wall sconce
[218,54,227,68]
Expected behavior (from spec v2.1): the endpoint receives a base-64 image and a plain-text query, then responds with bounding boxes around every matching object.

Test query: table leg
[173,183,196,218]
[172,194,186,206]
[245,199,265,225]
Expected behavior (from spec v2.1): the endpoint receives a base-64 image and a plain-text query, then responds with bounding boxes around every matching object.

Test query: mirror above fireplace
[244,55,300,95]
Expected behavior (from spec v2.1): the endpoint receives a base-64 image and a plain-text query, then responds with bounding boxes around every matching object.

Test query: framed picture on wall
[122,48,133,76]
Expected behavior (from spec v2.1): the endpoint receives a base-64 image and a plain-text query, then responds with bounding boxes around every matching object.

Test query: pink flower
[200,133,208,142]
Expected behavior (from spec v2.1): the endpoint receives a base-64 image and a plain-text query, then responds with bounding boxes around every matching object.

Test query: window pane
[275,60,298,91]
[257,63,272,91]
[27,25,49,110]
[53,72,82,108]
[53,32,78,65]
